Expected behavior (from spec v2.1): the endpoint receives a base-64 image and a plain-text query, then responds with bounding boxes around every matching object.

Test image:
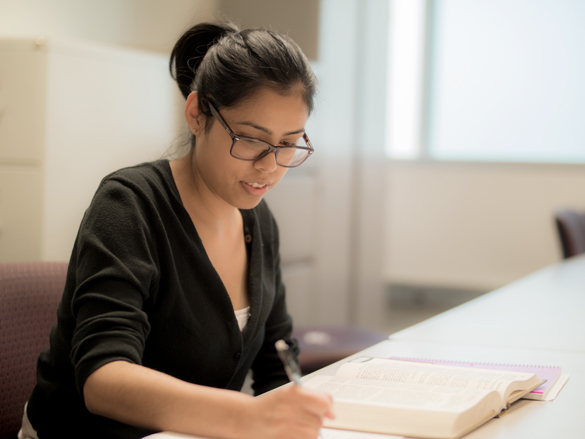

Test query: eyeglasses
[207,101,314,168]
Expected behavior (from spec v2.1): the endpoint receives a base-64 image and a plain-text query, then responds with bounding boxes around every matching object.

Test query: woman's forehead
[223,90,309,134]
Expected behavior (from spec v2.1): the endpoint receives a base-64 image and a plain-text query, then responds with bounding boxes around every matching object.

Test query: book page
[305,375,498,411]
[146,428,403,439]
[305,375,503,438]
[386,356,561,399]
[335,358,537,400]
[321,428,403,439]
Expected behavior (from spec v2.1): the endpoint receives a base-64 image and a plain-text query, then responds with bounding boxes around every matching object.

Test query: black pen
[275,339,303,386]
[275,339,325,438]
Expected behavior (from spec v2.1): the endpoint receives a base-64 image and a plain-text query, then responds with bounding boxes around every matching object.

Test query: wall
[0,0,219,262]
[0,0,369,329]
[218,0,320,60]
[383,160,585,292]
[383,0,585,296]
[3,0,580,311]
[0,0,217,53]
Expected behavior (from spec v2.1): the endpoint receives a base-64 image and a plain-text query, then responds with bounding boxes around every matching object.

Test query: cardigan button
[233,352,242,361]
[244,234,252,243]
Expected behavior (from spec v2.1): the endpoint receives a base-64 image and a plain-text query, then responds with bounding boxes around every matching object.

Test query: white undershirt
[234,306,251,331]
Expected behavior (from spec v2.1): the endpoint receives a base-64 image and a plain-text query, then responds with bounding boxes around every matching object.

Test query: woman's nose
[253,151,278,173]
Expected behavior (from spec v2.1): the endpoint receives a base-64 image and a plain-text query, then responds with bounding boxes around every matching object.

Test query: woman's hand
[84,361,334,439]
[244,385,335,439]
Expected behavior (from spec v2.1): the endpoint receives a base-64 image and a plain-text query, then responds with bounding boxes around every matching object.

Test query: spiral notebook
[386,356,566,401]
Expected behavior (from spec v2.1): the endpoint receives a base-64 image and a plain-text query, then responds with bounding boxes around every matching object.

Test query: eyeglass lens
[231,136,311,167]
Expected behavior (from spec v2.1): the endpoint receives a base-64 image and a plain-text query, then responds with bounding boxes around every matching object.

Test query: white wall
[266,0,361,326]
[0,0,219,154]
[264,0,390,328]
[0,0,217,53]
[0,1,221,263]
[383,161,585,292]
[4,0,579,303]
[382,0,585,294]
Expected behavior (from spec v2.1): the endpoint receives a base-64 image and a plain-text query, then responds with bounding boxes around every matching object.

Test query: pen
[275,339,302,386]
[275,339,325,438]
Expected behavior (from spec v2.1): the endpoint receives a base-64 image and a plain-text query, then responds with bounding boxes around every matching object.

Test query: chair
[293,326,387,375]
[554,209,585,259]
[0,262,67,439]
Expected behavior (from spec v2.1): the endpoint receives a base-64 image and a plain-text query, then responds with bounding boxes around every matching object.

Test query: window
[386,0,426,159]
[387,0,585,163]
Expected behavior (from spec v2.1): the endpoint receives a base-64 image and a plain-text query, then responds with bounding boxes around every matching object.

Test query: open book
[386,356,565,401]
[302,357,545,439]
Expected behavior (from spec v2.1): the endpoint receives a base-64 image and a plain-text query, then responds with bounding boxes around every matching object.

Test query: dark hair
[170,21,317,133]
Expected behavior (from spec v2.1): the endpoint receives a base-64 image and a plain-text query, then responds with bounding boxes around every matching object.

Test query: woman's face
[188,88,310,210]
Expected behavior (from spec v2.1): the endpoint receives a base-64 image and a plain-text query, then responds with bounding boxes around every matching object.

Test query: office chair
[293,325,387,375]
[554,209,585,259]
[0,261,67,439]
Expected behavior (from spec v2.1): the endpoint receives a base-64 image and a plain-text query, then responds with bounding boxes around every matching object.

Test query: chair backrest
[0,262,67,439]
[554,209,585,259]
[293,326,387,375]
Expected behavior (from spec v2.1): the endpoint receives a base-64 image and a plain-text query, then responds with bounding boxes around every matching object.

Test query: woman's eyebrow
[234,121,305,136]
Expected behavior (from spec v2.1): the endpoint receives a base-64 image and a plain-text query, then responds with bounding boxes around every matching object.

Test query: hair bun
[170,22,239,99]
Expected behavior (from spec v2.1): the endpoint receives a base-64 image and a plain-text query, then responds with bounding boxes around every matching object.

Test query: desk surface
[309,255,585,438]
[151,257,584,439]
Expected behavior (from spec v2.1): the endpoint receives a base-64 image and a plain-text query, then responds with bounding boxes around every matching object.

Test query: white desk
[150,257,585,438]
[309,255,585,438]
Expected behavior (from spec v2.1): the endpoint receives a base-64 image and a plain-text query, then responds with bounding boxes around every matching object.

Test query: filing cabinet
[0,37,178,262]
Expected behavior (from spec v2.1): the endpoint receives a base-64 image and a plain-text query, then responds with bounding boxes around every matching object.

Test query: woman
[21,21,333,439]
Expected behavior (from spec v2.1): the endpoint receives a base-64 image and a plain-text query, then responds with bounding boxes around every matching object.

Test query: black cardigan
[27,160,298,439]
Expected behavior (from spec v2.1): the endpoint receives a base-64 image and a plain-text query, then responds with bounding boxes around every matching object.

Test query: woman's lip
[241,181,270,196]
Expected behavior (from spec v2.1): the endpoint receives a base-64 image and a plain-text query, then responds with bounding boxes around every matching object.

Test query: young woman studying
[19,21,334,439]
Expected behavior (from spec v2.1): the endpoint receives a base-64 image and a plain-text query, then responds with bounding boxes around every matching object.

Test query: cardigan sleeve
[250,209,299,395]
[69,177,159,394]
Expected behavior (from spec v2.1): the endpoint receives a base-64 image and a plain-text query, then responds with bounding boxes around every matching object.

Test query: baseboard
[387,283,488,309]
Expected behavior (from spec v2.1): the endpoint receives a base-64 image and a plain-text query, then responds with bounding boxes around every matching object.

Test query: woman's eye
[240,138,267,149]
[242,138,262,145]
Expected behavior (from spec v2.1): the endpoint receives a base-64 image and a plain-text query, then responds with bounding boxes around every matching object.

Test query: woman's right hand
[84,361,333,439]
[245,385,335,439]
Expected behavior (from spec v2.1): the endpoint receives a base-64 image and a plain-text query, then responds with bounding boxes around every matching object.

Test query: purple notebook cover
[387,356,561,394]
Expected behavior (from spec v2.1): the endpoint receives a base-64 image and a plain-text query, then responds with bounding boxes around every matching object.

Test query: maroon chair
[293,326,387,375]
[554,209,585,259]
[0,262,67,439]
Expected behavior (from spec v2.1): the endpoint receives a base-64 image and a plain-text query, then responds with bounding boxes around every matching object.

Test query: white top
[234,306,250,332]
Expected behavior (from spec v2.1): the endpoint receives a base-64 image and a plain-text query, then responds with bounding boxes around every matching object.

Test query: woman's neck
[169,153,240,233]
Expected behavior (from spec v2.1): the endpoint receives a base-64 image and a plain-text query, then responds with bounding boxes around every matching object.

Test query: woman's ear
[185,91,203,133]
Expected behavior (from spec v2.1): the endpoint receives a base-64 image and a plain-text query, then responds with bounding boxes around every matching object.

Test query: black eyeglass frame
[207,101,314,168]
